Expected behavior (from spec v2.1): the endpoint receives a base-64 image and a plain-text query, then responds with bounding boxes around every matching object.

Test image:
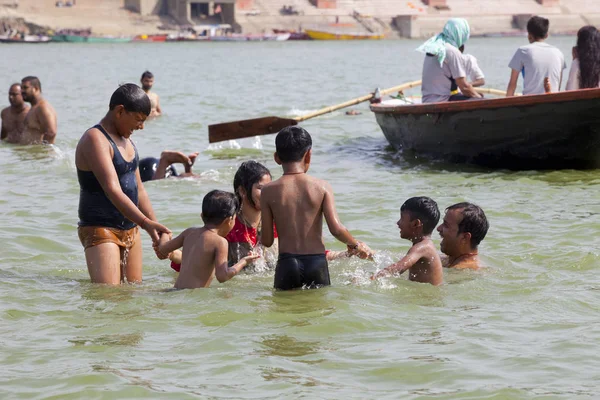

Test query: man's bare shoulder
[451,259,480,270]
[1,106,8,116]
[39,100,56,114]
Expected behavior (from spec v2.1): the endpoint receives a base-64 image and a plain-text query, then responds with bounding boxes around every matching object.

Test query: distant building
[125,0,236,26]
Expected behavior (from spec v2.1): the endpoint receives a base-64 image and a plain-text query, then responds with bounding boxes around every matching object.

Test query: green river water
[1,37,599,399]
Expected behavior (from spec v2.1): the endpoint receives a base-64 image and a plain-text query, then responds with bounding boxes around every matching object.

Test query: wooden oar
[475,87,508,96]
[474,88,521,96]
[208,80,422,143]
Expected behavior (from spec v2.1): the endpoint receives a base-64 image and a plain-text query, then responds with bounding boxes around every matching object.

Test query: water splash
[206,140,241,151]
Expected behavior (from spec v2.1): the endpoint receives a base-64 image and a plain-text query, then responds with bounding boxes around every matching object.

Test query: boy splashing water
[372,197,443,286]
[260,126,372,290]
[158,190,259,289]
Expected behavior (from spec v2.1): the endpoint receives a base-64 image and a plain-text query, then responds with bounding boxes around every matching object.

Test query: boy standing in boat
[260,126,372,290]
[506,16,566,96]
[372,197,443,286]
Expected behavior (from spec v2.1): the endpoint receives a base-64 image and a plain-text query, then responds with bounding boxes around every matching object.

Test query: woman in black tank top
[75,84,171,285]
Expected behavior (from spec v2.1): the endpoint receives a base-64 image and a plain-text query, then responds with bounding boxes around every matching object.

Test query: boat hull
[51,34,131,43]
[305,29,383,40]
[371,89,600,169]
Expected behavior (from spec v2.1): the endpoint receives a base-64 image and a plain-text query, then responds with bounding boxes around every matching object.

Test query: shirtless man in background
[20,76,58,144]
[1,83,30,143]
[140,71,162,117]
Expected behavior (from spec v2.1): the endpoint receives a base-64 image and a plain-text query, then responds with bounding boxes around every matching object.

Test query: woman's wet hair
[527,16,549,40]
[233,160,271,209]
[109,83,151,116]
[275,126,312,162]
[446,202,489,248]
[202,190,240,225]
[401,196,440,235]
[576,26,600,89]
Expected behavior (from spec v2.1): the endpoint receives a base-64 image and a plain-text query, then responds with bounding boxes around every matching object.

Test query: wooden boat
[305,29,384,40]
[132,34,168,42]
[370,89,600,169]
[0,34,51,43]
[273,29,310,40]
[52,34,131,43]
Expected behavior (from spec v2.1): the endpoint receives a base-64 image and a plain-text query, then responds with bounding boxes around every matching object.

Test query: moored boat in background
[133,34,168,42]
[52,34,131,43]
[370,89,600,169]
[0,34,51,43]
[305,29,384,40]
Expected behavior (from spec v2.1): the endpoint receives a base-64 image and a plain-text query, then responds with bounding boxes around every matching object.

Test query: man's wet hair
[233,160,271,209]
[21,76,41,92]
[275,126,312,162]
[202,190,240,225]
[527,16,549,40]
[401,196,440,235]
[109,83,151,116]
[446,202,489,248]
[141,71,154,80]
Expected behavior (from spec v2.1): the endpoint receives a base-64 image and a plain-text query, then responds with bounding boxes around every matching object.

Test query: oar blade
[208,116,298,143]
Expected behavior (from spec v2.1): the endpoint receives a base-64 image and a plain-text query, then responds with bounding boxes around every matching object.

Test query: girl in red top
[227,161,278,271]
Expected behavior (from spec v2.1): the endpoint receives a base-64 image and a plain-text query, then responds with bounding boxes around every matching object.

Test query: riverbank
[2,0,599,37]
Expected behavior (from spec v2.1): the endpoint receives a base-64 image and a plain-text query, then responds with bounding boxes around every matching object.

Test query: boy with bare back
[260,126,372,290]
[157,190,260,289]
[372,197,443,286]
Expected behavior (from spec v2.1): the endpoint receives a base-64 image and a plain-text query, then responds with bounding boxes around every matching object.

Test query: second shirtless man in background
[20,76,58,145]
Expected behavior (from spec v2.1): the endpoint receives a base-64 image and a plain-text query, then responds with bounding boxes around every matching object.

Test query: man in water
[20,76,58,144]
[1,83,30,143]
[139,150,199,181]
[140,71,161,117]
[437,202,489,270]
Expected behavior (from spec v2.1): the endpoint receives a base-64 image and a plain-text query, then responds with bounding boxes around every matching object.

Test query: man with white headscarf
[417,18,483,103]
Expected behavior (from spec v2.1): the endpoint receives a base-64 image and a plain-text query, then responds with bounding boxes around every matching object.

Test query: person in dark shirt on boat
[138,150,199,182]
[1,83,30,143]
[437,202,489,270]
[506,16,566,96]
[417,18,483,103]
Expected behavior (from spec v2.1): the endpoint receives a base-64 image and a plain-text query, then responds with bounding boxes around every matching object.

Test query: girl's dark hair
[233,161,271,209]
[109,83,151,116]
[202,190,239,225]
[576,26,600,89]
